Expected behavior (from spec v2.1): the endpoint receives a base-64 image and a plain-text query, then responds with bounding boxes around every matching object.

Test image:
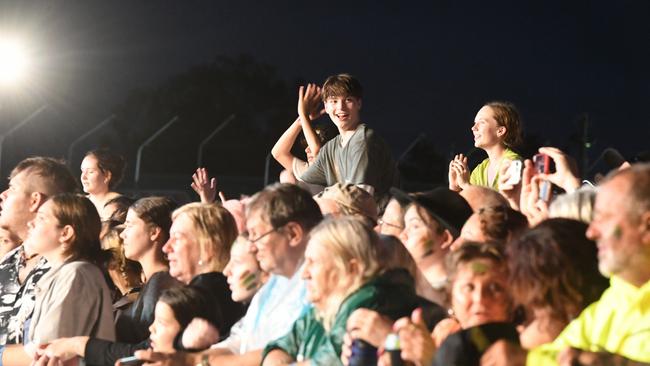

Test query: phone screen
[533,154,550,174]
[117,356,143,366]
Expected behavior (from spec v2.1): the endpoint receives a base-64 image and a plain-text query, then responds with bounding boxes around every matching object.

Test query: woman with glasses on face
[376,195,408,237]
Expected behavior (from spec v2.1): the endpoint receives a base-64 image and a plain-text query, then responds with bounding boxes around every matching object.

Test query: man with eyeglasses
[135,183,323,366]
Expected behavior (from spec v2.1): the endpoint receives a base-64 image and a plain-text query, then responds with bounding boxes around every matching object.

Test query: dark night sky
[0,1,648,171]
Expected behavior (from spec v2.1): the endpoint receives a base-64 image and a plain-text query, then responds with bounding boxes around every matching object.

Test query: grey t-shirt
[298,124,396,200]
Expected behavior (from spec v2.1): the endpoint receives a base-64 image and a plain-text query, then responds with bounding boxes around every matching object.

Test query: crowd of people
[0,73,647,366]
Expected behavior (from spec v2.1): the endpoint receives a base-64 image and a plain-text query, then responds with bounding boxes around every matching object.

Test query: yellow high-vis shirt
[527,276,650,365]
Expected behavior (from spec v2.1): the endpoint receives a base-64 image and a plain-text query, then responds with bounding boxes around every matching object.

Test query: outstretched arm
[271,118,303,171]
[297,83,325,157]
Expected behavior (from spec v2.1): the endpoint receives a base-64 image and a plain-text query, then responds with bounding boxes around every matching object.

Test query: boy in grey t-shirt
[296,74,397,206]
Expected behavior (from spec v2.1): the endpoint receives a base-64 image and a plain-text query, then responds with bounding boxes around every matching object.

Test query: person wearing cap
[314,183,378,227]
[392,187,473,307]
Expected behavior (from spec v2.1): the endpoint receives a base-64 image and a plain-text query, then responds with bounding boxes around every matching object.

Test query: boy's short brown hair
[321,73,363,101]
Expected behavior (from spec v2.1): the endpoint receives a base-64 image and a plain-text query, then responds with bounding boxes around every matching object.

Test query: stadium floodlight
[0,38,29,85]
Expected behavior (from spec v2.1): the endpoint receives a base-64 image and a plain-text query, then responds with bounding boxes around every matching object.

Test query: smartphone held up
[533,153,553,202]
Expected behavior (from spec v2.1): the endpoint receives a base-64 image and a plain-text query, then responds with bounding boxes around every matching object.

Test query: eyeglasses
[377,219,404,230]
[244,227,278,243]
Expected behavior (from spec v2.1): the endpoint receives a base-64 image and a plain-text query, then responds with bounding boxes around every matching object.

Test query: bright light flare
[0,38,29,85]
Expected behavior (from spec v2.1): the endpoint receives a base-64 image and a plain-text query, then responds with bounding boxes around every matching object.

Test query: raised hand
[449,154,470,191]
[191,167,218,203]
[519,161,549,226]
[297,83,323,121]
[497,159,522,210]
[536,147,581,193]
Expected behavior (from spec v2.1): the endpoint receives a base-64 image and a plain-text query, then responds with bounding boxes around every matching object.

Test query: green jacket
[262,269,424,366]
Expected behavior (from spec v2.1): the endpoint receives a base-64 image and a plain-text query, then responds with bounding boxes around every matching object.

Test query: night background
[0,0,647,199]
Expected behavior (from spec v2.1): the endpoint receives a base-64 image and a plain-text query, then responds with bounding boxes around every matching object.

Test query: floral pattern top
[0,246,50,345]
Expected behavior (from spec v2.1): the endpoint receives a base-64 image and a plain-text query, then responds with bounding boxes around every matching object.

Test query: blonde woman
[262,217,424,365]
[163,202,246,336]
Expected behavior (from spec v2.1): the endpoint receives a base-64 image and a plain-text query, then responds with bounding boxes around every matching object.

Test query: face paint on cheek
[612,225,623,239]
[420,239,435,259]
[241,271,259,290]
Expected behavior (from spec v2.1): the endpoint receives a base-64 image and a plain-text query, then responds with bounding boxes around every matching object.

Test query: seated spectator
[451,205,528,250]
[164,203,246,337]
[262,217,427,365]
[115,197,180,343]
[146,286,221,355]
[449,102,523,192]
[223,236,268,303]
[101,223,143,313]
[482,163,650,365]
[314,182,378,227]
[181,236,270,352]
[375,195,408,237]
[133,183,322,366]
[392,187,473,306]
[47,196,179,356]
[0,157,78,349]
[507,218,609,349]
[81,149,126,220]
[391,243,516,366]
[295,74,398,207]
[40,202,243,366]
[339,234,447,365]
[2,194,114,366]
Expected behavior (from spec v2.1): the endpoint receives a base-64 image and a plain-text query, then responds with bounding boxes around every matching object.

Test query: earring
[198,259,204,267]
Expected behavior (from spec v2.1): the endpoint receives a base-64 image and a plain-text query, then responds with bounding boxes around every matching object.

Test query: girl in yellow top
[449,101,523,191]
